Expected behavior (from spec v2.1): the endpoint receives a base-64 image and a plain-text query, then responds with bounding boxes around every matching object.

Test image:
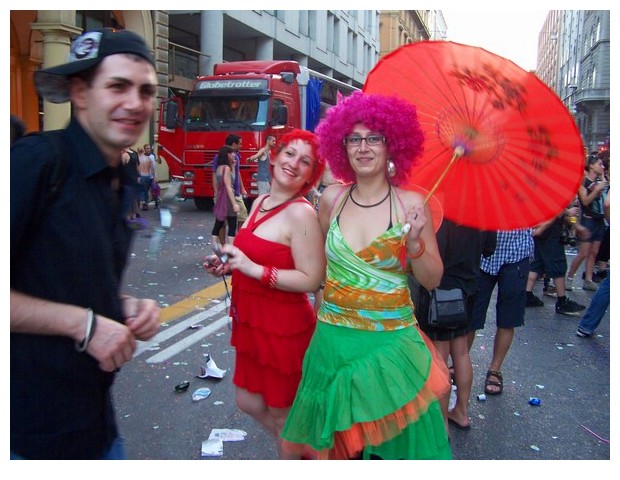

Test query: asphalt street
[111,195,611,467]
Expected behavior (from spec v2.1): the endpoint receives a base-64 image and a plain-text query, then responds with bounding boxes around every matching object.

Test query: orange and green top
[318,217,415,331]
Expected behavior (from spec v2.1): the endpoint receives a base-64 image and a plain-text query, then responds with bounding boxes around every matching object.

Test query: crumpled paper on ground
[201,429,247,457]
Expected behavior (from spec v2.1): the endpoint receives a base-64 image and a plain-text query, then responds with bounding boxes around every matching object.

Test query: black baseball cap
[35,28,154,104]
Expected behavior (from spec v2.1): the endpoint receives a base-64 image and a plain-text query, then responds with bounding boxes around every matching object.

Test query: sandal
[484,370,503,395]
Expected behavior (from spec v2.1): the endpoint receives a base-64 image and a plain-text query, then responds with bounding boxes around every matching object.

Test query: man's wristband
[75,308,97,352]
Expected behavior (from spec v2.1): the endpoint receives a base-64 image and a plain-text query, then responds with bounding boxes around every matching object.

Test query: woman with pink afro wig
[316,90,424,185]
[281,93,451,460]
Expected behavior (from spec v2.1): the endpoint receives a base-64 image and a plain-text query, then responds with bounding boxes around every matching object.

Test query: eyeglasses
[343,134,386,147]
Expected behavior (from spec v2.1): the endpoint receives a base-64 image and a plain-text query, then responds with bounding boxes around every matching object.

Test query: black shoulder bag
[427,288,469,329]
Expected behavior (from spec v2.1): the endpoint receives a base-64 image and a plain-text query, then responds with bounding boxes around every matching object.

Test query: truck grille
[185,151,215,166]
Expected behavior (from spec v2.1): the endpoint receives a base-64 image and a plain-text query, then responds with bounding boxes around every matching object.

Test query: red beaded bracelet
[261,266,272,286]
[268,267,278,289]
[407,238,425,259]
[260,266,279,289]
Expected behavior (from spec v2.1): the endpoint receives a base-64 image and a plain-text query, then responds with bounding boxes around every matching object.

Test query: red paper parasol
[364,41,585,231]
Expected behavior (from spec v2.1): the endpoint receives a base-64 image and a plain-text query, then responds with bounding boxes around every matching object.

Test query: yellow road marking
[160,281,228,323]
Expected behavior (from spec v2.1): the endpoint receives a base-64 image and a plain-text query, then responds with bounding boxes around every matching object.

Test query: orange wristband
[407,238,425,259]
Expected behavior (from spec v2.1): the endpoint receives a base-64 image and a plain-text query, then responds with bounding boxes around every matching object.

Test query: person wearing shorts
[468,230,534,396]
[524,211,585,316]
[235,195,248,224]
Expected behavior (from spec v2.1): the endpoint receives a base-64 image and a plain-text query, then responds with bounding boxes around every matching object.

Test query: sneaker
[526,293,544,307]
[583,280,599,291]
[556,298,586,316]
[543,285,557,297]
[565,276,574,291]
[576,328,592,338]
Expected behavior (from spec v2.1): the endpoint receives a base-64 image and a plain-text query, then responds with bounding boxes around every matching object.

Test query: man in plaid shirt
[468,229,534,396]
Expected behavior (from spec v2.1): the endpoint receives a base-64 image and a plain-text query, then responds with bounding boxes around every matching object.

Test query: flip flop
[448,417,471,431]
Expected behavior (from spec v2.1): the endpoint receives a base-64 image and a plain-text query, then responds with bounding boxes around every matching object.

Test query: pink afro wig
[275,129,325,197]
[315,91,424,186]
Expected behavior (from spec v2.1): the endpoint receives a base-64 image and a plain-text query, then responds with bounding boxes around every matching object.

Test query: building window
[334,17,340,56]
[75,11,121,32]
[299,10,308,36]
[347,31,354,64]
[327,13,334,52]
[308,11,317,41]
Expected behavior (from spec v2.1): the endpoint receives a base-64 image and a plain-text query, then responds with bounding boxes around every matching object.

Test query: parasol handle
[423,145,465,206]
[402,145,465,235]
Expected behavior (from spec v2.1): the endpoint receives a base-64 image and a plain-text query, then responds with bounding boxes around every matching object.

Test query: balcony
[573,88,610,103]
[168,42,211,92]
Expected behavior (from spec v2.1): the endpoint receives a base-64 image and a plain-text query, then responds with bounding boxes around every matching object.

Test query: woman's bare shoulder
[393,186,425,205]
[321,183,350,201]
[282,200,321,231]
[288,198,319,217]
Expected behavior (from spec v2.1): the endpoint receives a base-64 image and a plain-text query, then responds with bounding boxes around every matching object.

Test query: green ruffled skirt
[281,321,452,460]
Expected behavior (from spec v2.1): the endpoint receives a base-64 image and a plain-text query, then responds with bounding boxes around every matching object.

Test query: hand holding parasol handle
[402,145,465,235]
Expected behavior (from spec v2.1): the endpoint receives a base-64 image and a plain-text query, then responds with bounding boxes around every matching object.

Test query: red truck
[157,60,358,210]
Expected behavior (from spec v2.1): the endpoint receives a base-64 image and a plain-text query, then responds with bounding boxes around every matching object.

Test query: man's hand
[122,297,161,340]
[86,317,137,372]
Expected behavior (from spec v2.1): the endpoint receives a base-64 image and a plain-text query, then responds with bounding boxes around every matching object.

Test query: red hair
[275,129,325,197]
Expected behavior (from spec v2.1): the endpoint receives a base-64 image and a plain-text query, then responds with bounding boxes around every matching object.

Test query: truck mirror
[165,102,179,129]
[273,105,288,126]
[281,72,295,84]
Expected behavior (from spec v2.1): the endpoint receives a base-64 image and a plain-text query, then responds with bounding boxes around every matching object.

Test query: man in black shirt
[10,28,161,459]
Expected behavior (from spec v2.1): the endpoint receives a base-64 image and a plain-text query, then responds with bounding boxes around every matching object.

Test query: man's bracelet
[75,308,97,352]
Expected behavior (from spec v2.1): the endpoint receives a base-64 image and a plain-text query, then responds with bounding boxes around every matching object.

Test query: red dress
[230,198,317,408]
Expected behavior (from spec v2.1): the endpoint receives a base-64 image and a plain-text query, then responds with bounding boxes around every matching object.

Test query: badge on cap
[70,32,103,61]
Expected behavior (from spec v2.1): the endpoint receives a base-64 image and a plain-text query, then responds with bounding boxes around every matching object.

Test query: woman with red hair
[204,129,325,458]
[281,92,452,460]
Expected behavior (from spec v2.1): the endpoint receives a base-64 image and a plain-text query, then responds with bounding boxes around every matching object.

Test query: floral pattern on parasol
[364,41,585,231]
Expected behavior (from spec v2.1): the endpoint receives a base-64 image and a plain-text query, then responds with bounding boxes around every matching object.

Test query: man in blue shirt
[468,229,534,396]
[10,28,161,459]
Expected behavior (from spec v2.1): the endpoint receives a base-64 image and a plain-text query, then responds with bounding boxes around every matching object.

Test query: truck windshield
[185,97,269,131]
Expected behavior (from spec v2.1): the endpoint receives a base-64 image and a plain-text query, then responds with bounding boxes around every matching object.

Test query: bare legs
[468,326,514,395]
[434,335,473,430]
[235,387,300,459]
[485,327,513,394]
[567,240,601,283]
[447,335,473,428]
[432,340,450,433]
